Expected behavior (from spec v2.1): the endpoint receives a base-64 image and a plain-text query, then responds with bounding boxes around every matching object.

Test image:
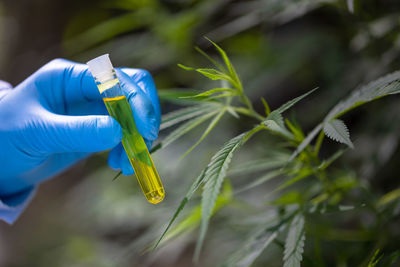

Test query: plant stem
[232,76,265,121]
[233,106,264,121]
[314,130,325,157]
[240,94,264,120]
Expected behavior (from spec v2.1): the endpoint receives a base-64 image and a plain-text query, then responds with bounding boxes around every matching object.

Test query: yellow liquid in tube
[103,95,164,204]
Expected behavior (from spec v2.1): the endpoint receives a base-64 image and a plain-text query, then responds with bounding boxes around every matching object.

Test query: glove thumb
[41,114,122,153]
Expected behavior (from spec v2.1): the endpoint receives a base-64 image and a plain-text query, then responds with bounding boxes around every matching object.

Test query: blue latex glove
[0,59,161,198]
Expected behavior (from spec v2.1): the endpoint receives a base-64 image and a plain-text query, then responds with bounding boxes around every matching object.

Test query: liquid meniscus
[103,95,165,204]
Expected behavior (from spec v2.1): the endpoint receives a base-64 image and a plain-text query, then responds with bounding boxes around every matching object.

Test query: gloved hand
[0,59,161,197]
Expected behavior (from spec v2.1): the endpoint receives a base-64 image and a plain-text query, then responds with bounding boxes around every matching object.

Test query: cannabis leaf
[283,214,306,267]
[158,88,203,103]
[285,119,305,141]
[262,88,317,142]
[368,249,383,267]
[153,167,208,250]
[261,97,271,115]
[155,126,263,252]
[276,88,318,114]
[161,104,217,130]
[195,126,264,260]
[178,64,236,85]
[377,188,400,207]
[264,111,293,138]
[235,169,283,194]
[222,212,295,267]
[276,169,314,192]
[323,119,354,148]
[204,37,242,90]
[181,88,237,99]
[160,110,218,149]
[195,46,226,72]
[317,149,346,170]
[266,111,284,128]
[288,124,323,161]
[325,71,400,121]
[290,71,400,161]
[221,228,279,267]
[151,182,232,251]
[180,108,226,159]
[229,153,289,176]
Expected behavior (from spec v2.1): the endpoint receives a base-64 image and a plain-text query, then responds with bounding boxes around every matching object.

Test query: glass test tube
[87,54,165,204]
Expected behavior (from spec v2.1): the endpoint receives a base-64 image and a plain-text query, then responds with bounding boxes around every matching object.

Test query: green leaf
[264,119,283,132]
[196,68,233,81]
[261,97,271,116]
[221,228,279,267]
[195,127,263,260]
[63,13,143,55]
[158,89,203,104]
[288,124,323,162]
[153,167,208,250]
[290,71,400,162]
[227,106,240,118]
[180,88,237,99]
[158,88,200,99]
[178,64,234,82]
[276,88,318,114]
[180,108,226,159]
[204,37,240,85]
[206,92,237,100]
[151,182,232,251]
[283,214,306,267]
[161,111,218,149]
[274,191,303,205]
[229,154,289,176]
[221,212,295,267]
[264,111,294,139]
[368,249,383,267]
[195,46,226,72]
[150,143,162,154]
[331,174,358,191]
[235,169,283,194]
[276,169,314,192]
[161,104,217,130]
[112,171,122,181]
[285,119,305,141]
[317,149,346,170]
[377,188,400,207]
[325,71,400,121]
[323,119,354,148]
[177,63,196,71]
[266,111,284,128]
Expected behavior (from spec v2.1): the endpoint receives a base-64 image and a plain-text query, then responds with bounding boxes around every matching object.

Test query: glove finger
[42,113,122,153]
[40,59,102,105]
[65,63,103,102]
[116,69,159,141]
[67,100,107,116]
[120,150,134,175]
[108,143,123,170]
[119,68,161,126]
[144,138,153,151]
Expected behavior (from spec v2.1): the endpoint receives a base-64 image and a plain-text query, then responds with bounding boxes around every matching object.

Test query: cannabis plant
[142,39,400,267]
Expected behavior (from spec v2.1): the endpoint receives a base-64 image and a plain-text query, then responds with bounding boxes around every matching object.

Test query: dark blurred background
[1,0,400,266]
